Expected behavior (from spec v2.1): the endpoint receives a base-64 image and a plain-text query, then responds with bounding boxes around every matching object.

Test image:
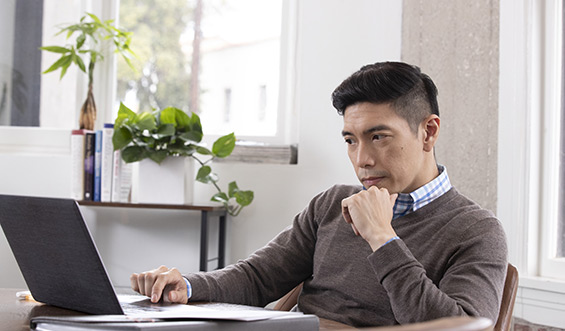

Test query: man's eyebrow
[341,125,391,137]
[363,125,391,134]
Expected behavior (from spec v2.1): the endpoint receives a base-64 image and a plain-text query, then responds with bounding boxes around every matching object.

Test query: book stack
[70,124,132,202]
[216,141,298,165]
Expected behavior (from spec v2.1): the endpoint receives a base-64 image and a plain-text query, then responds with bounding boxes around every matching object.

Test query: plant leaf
[196,146,212,155]
[175,108,191,128]
[135,111,156,131]
[76,33,86,49]
[147,150,168,164]
[160,107,177,125]
[86,12,104,26]
[234,190,254,207]
[212,133,236,158]
[42,55,72,75]
[155,123,175,137]
[73,51,86,73]
[196,165,212,183]
[211,192,229,204]
[59,56,74,79]
[179,131,203,143]
[121,145,146,163]
[39,46,70,53]
[228,181,239,198]
[189,113,203,140]
[115,102,136,127]
[112,126,133,150]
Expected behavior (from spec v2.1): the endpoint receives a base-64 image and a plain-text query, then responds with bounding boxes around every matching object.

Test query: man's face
[342,102,430,194]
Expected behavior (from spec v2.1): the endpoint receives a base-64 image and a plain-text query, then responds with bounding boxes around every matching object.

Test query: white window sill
[0,126,71,155]
[215,142,298,165]
[519,275,565,293]
[515,276,565,328]
[0,127,299,165]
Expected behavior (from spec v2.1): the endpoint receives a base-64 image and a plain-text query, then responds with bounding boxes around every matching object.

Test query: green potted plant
[40,13,135,130]
[112,103,254,216]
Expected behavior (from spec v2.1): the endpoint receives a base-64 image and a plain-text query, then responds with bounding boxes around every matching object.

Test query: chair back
[494,263,519,331]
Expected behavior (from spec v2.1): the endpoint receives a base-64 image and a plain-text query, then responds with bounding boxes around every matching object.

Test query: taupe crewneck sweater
[186,185,508,327]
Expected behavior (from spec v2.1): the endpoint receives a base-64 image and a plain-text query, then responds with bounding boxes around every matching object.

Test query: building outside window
[115,0,283,139]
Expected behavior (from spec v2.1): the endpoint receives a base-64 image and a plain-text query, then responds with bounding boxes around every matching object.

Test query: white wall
[0,0,402,288]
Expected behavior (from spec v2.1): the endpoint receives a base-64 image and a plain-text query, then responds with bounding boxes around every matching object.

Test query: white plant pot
[132,157,194,205]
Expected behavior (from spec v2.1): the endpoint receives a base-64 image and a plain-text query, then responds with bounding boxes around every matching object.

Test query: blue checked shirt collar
[392,165,452,220]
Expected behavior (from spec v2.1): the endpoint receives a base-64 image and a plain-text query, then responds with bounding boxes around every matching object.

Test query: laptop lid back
[0,194,124,315]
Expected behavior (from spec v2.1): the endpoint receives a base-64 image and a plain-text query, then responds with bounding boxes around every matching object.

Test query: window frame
[499,0,565,281]
[498,0,565,326]
[538,0,565,279]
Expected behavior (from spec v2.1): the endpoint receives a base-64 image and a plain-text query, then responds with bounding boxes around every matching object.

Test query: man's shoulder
[442,189,496,219]
[432,188,504,237]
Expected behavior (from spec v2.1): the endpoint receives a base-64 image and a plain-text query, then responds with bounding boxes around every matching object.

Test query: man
[130,62,508,327]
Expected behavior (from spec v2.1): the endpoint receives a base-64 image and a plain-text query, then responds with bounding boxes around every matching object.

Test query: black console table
[77,201,227,272]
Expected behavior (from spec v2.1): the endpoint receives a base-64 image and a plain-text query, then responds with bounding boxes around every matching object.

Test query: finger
[341,199,353,223]
[148,266,171,300]
[342,206,353,224]
[151,272,172,303]
[390,193,398,205]
[167,289,187,304]
[350,223,360,236]
[137,273,147,296]
[130,273,140,292]
[144,273,157,300]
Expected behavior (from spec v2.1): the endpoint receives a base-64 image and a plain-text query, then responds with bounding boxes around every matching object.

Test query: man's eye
[344,138,353,144]
[372,135,383,141]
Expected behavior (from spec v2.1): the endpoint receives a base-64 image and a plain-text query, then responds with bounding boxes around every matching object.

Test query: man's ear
[421,115,440,152]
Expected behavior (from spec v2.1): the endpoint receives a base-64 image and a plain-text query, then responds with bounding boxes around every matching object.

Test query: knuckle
[143,272,156,283]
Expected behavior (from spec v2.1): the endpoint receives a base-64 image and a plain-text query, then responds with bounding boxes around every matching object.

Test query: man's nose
[356,142,376,168]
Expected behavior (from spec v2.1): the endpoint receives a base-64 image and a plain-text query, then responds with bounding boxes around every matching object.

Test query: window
[498,0,565,281]
[115,0,289,141]
[538,0,564,279]
[1,0,297,150]
[0,0,43,127]
[1,0,118,130]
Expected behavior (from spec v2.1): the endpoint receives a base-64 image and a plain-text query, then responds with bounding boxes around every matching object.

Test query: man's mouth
[361,176,385,188]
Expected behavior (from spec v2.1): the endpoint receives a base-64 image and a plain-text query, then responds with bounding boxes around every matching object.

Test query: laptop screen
[0,194,124,315]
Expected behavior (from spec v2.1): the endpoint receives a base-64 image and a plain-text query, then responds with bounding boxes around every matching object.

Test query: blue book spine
[93,130,103,202]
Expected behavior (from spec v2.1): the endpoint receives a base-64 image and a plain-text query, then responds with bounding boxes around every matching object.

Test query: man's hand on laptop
[130,265,188,304]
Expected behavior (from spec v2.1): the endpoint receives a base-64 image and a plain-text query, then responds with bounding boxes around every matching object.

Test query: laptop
[0,194,162,315]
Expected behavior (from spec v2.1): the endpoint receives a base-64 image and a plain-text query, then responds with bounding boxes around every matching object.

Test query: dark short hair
[331,62,439,133]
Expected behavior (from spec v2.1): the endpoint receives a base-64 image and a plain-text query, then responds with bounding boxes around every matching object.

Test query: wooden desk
[0,289,494,330]
[0,288,349,331]
[78,201,227,271]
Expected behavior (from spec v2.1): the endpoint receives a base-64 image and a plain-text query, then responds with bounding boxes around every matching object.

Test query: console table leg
[200,211,208,271]
[218,214,226,269]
